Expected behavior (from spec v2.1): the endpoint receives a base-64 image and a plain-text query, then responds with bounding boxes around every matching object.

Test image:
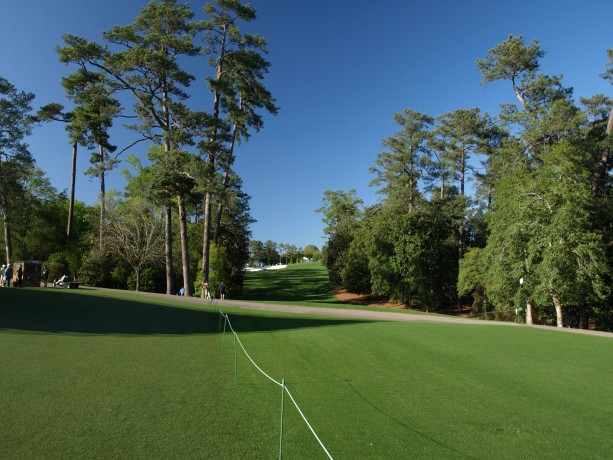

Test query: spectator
[42,266,49,287]
[16,264,23,287]
[204,281,211,299]
[4,265,13,287]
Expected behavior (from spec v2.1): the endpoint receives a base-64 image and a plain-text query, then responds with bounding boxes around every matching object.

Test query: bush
[79,250,122,288]
[45,252,71,282]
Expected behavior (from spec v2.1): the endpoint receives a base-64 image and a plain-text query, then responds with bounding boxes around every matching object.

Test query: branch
[113,137,151,159]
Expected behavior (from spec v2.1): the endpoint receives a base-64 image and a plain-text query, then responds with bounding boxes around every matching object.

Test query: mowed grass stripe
[1,271,612,459]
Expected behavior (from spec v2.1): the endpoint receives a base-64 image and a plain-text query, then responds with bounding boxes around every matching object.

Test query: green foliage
[340,226,371,294]
[458,247,490,313]
[302,244,320,261]
[316,189,363,235]
[45,252,72,281]
[195,243,233,297]
[476,35,545,108]
[321,218,356,287]
[356,201,459,309]
[126,266,162,293]
[248,239,265,264]
[369,109,432,210]
[79,249,126,289]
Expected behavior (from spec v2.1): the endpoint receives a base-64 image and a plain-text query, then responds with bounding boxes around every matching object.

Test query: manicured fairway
[242,262,340,305]
[1,282,612,459]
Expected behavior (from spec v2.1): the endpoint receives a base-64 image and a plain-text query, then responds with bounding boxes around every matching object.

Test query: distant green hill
[241,262,340,305]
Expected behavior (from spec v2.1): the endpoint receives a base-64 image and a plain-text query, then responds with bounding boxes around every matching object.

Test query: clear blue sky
[2,1,612,249]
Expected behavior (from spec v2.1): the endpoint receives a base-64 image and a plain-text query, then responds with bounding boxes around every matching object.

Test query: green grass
[2,277,612,459]
[242,262,340,304]
[241,262,433,316]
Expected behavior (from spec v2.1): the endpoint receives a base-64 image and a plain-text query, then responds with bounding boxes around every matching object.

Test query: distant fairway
[1,271,612,459]
[241,262,340,305]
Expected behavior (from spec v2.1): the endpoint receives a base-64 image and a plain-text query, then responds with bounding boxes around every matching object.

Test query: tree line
[248,240,321,266]
[0,0,276,297]
[319,36,613,331]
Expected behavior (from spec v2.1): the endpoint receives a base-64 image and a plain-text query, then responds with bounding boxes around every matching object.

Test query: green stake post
[279,379,285,460]
[234,333,238,383]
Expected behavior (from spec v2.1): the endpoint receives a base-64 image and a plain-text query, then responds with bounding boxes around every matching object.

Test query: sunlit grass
[1,285,611,459]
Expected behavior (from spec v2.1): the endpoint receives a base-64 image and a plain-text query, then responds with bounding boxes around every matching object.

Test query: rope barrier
[283,384,334,460]
[219,310,334,460]
[221,312,282,387]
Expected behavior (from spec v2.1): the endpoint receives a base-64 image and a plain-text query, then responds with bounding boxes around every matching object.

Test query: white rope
[220,311,334,459]
[222,313,282,387]
[284,386,334,460]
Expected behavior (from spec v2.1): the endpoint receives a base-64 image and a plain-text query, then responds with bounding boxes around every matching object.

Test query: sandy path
[96,287,612,338]
[215,299,613,337]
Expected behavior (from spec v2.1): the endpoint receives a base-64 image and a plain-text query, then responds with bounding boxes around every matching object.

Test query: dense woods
[320,37,613,331]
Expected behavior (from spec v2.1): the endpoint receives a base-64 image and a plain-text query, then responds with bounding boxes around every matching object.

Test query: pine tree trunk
[214,97,241,244]
[213,197,224,245]
[201,32,226,296]
[99,144,105,250]
[67,142,77,240]
[213,169,229,245]
[3,212,12,265]
[201,191,212,298]
[178,193,191,295]
[164,205,174,295]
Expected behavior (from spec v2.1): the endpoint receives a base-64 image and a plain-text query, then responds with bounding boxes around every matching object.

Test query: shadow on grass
[0,288,367,336]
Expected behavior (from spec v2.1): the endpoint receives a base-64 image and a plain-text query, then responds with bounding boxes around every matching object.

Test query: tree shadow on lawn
[0,288,367,336]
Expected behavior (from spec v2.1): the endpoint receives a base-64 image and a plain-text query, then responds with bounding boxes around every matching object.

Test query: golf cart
[53,275,80,289]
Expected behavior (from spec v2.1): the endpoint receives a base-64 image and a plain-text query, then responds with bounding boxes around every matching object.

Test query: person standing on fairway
[16,264,23,287]
[204,281,211,299]
[42,266,49,287]
[219,281,226,300]
[4,265,13,287]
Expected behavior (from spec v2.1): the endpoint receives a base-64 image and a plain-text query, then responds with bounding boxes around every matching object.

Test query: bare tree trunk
[213,96,241,245]
[201,191,212,298]
[550,289,564,327]
[512,78,527,108]
[67,142,77,240]
[201,31,227,295]
[165,205,174,295]
[161,87,180,296]
[99,144,105,250]
[135,268,141,292]
[178,193,191,295]
[213,178,226,245]
[3,212,12,265]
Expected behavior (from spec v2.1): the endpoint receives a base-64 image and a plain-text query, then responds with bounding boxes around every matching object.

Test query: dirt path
[214,299,613,337]
[93,287,612,338]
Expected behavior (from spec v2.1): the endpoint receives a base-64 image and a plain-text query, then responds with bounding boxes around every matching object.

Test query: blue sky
[2,1,612,249]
